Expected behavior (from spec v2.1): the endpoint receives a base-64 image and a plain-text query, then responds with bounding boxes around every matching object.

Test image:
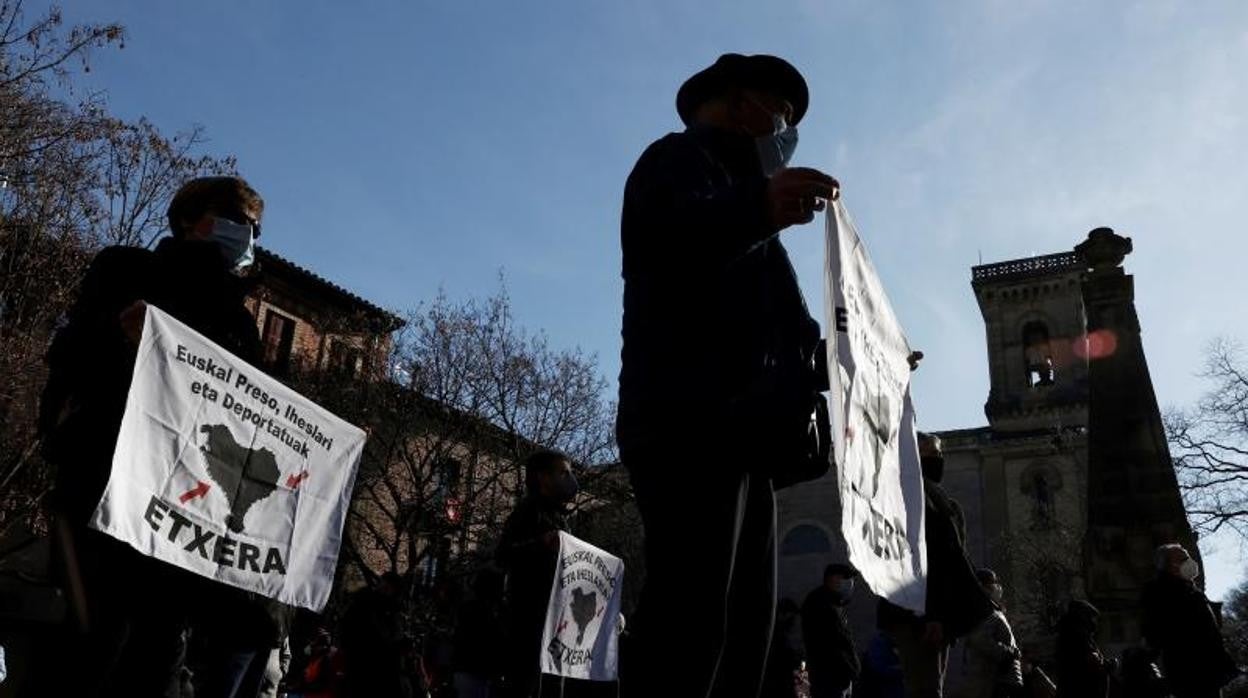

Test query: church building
[777,227,1197,664]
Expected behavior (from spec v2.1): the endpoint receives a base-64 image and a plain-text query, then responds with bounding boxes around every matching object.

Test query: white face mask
[990,584,1004,603]
[1180,558,1200,581]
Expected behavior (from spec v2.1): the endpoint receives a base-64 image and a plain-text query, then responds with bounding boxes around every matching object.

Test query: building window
[1021,463,1062,530]
[781,524,832,556]
[262,310,297,374]
[1022,321,1056,387]
[435,458,462,499]
[327,338,363,377]
[419,536,451,588]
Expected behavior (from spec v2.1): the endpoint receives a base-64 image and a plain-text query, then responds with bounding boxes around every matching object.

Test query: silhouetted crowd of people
[22,48,1242,698]
[758,437,1239,698]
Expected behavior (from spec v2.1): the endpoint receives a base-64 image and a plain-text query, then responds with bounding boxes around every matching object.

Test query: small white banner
[89,305,365,611]
[825,200,927,614]
[540,532,625,681]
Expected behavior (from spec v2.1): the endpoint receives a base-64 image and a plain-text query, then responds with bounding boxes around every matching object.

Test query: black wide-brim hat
[676,53,809,127]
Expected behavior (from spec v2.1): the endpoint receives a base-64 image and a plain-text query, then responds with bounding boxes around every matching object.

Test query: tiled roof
[256,246,404,330]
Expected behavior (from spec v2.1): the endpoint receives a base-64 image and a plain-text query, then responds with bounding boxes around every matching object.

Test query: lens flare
[1074,330,1118,360]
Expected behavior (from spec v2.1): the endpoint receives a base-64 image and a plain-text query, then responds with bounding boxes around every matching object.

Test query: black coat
[878,479,994,640]
[1142,573,1238,693]
[1056,628,1108,698]
[617,126,820,456]
[802,585,860,691]
[496,494,569,634]
[41,238,263,526]
[40,237,287,648]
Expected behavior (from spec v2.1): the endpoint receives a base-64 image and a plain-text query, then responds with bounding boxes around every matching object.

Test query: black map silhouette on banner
[570,587,597,645]
[199,424,280,534]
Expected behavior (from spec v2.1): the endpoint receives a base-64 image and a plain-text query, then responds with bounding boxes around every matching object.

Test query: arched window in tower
[780,524,833,556]
[1022,321,1056,387]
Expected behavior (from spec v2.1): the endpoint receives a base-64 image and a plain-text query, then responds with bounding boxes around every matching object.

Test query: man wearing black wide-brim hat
[617,54,838,696]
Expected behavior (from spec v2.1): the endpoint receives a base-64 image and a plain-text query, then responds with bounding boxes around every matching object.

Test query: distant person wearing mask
[618,52,839,698]
[961,569,1023,698]
[38,176,283,697]
[877,432,994,698]
[802,563,861,698]
[1143,544,1239,698]
[496,450,578,698]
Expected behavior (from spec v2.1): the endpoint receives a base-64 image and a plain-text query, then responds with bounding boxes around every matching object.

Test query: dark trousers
[502,616,544,698]
[44,526,188,697]
[196,644,269,698]
[623,444,777,698]
[1171,689,1222,698]
[808,667,852,698]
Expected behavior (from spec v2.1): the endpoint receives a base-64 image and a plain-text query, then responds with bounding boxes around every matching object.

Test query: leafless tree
[0,2,234,545]
[991,523,1083,655]
[1165,338,1248,542]
[98,118,237,248]
[295,287,619,601]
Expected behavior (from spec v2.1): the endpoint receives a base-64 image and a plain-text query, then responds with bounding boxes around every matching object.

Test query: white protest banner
[539,532,625,681]
[825,199,927,614]
[90,305,365,611]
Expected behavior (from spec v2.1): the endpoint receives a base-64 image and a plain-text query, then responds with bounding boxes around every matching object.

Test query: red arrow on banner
[179,481,211,503]
[286,470,310,489]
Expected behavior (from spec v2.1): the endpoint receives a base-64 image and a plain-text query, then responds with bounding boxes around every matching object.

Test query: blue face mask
[755,112,799,177]
[211,217,256,273]
[835,579,855,603]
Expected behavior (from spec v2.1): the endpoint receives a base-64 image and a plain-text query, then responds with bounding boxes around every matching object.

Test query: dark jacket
[763,607,805,698]
[41,238,263,525]
[962,610,1023,697]
[340,586,406,697]
[802,585,861,691]
[878,479,994,640]
[40,237,288,647]
[496,494,569,631]
[1056,602,1109,698]
[452,594,504,678]
[617,126,820,457]
[1142,573,1238,693]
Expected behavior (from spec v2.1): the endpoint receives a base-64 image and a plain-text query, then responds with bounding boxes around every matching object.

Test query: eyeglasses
[213,209,262,238]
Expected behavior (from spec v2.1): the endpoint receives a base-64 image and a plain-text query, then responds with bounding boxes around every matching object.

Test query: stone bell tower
[962,242,1095,655]
[940,227,1197,657]
[1077,228,1198,652]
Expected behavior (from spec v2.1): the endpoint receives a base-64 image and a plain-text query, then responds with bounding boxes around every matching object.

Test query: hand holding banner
[90,305,365,611]
[824,200,927,614]
[540,532,625,681]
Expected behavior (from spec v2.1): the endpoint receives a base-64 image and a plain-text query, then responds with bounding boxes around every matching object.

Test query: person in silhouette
[1143,544,1239,698]
[38,176,288,697]
[1055,600,1109,698]
[617,52,839,698]
[496,450,577,697]
[876,433,994,697]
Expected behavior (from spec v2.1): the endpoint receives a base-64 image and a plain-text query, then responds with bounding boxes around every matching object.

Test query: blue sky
[51,1,1248,597]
